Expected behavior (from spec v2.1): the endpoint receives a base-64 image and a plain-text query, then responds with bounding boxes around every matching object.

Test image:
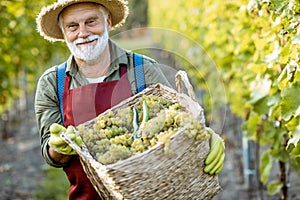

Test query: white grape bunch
[77,94,209,165]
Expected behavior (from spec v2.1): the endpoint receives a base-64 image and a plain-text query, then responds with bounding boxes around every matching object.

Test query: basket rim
[80,83,205,128]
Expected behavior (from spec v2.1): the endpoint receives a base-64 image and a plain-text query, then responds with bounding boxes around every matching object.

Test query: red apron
[62,65,132,200]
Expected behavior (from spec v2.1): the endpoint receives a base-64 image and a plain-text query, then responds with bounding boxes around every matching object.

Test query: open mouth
[76,38,98,46]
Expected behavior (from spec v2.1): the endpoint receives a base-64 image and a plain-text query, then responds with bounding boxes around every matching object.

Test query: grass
[34,166,69,200]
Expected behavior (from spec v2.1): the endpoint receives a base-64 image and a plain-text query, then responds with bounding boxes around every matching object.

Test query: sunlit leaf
[252,96,270,114]
[265,42,281,63]
[294,70,300,82]
[249,78,272,104]
[277,65,288,90]
[6,2,25,18]
[267,180,283,195]
[286,130,300,152]
[285,116,300,131]
[286,121,299,151]
[245,113,261,139]
[280,84,300,121]
[279,41,291,64]
[290,138,300,156]
[254,37,268,51]
[272,147,289,162]
[260,150,273,184]
[248,63,268,74]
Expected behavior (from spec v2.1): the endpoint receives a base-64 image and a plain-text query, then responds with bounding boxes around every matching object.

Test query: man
[35,0,225,199]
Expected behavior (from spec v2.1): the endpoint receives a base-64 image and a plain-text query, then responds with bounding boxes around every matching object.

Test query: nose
[78,24,89,38]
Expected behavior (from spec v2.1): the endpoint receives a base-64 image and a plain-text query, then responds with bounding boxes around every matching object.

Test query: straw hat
[37,0,129,42]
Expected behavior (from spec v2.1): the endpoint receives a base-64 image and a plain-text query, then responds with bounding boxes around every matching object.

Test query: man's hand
[49,123,82,155]
[204,128,225,175]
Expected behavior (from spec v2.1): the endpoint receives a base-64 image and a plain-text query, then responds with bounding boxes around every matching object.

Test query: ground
[0,106,44,200]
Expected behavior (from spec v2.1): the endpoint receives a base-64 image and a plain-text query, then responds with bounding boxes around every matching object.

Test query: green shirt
[35,39,171,167]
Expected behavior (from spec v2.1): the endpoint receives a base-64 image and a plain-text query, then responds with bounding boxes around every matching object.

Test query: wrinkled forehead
[58,2,109,27]
[60,2,103,17]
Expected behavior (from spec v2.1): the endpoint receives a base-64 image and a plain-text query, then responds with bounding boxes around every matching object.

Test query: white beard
[66,28,109,61]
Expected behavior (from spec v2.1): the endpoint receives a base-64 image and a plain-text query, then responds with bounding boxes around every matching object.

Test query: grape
[76,94,209,165]
[110,133,133,147]
[98,144,132,165]
[131,139,146,153]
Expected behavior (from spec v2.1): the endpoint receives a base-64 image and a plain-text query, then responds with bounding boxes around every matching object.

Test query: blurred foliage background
[149,0,300,198]
[0,0,67,114]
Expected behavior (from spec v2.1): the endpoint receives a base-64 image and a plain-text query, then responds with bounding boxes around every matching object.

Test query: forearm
[35,73,69,167]
[37,103,66,167]
[41,137,71,167]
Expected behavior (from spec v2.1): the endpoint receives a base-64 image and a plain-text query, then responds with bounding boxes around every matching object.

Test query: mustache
[74,35,99,45]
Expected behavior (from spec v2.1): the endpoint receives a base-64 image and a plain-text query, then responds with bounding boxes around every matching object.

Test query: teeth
[77,39,97,45]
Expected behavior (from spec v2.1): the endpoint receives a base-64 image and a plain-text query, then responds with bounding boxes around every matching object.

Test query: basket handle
[175,70,196,101]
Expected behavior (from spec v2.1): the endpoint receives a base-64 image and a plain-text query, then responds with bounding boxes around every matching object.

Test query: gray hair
[58,4,109,34]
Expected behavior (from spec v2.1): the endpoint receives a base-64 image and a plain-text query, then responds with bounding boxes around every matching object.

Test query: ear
[107,13,112,31]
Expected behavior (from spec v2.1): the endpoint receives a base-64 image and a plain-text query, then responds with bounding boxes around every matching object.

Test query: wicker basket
[61,71,222,200]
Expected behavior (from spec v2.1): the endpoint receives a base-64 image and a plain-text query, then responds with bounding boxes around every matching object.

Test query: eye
[66,24,78,31]
[87,19,96,25]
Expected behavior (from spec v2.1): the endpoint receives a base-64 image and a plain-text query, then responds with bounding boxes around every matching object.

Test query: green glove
[204,128,225,175]
[49,123,82,155]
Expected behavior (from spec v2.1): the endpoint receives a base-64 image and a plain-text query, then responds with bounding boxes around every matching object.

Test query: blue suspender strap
[133,53,146,93]
[56,62,67,124]
[57,54,144,123]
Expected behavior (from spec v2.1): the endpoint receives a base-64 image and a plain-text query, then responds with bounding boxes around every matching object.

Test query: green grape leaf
[294,156,300,169]
[294,71,300,82]
[285,116,300,131]
[269,0,289,12]
[248,63,268,74]
[265,45,280,63]
[267,93,281,107]
[269,103,281,121]
[262,121,276,139]
[272,147,289,162]
[287,131,300,152]
[281,84,300,121]
[249,78,272,104]
[267,180,283,195]
[253,96,270,115]
[287,131,300,157]
[260,150,273,184]
[279,41,291,64]
[6,2,25,18]
[267,93,282,121]
[244,113,261,139]
[277,67,289,90]
[254,37,267,51]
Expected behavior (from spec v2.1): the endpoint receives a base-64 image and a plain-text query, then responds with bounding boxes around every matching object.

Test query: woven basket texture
[62,72,222,200]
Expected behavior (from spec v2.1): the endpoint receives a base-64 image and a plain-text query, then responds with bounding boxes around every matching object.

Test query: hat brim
[37,0,128,42]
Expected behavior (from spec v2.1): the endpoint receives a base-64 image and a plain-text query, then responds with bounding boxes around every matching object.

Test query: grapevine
[148,0,300,197]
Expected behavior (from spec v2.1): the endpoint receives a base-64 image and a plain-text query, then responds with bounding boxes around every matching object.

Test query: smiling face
[60,3,112,61]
